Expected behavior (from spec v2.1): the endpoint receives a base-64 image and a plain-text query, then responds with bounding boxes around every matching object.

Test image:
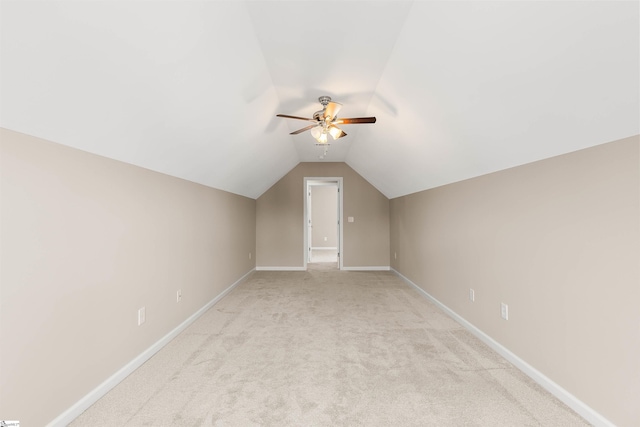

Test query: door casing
[303,177,343,270]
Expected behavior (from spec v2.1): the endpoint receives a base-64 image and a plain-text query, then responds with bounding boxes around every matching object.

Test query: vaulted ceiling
[1,1,638,199]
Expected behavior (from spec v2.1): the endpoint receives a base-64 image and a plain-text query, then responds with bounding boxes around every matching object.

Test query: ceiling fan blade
[335,117,377,125]
[290,124,318,135]
[328,125,347,140]
[323,102,342,121]
[277,114,317,122]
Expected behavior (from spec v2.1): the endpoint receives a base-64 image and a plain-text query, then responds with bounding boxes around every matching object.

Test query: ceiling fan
[277,96,376,144]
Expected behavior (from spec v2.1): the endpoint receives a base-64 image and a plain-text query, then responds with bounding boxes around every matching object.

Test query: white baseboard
[47,268,255,427]
[255,266,306,271]
[311,247,337,250]
[391,269,613,427]
[342,266,390,271]
[257,266,391,272]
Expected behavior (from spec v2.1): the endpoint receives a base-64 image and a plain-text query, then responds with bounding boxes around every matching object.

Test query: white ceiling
[1,1,638,199]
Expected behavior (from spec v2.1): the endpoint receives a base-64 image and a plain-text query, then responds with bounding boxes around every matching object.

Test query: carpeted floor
[71,270,587,426]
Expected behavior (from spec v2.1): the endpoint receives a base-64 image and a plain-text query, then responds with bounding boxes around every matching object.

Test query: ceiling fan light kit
[277,96,376,157]
[310,126,326,142]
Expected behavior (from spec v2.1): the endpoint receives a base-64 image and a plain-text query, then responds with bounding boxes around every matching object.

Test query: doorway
[304,177,343,270]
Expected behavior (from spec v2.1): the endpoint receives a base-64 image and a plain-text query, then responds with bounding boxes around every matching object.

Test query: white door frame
[303,177,343,270]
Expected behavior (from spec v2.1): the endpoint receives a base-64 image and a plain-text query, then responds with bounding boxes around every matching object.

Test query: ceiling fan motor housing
[318,96,332,107]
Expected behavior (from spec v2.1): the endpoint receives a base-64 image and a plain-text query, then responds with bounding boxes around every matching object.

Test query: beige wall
[311,185,338,248]
[0,128,256,426]
[390,135,640,426]
[257,162,390,268]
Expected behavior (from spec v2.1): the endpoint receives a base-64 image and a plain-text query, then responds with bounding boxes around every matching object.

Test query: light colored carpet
[71,270,587,426]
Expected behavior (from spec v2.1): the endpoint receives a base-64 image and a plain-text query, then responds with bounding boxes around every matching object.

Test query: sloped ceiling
[1,1,638,199]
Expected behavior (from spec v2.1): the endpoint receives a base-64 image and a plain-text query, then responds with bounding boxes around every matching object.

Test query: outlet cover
[501,303,509,320]
[138,307,146,325]
[177,289,182,303]
[469,289,475,302]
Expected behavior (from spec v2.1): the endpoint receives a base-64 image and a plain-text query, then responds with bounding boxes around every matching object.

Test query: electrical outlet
[324,236,328,241]
[138,307,146,325]
[501,303,509,320]
[249,252,252,260]
[394,252,397,260]
[469,289,475,302]
[177,289,182,303]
